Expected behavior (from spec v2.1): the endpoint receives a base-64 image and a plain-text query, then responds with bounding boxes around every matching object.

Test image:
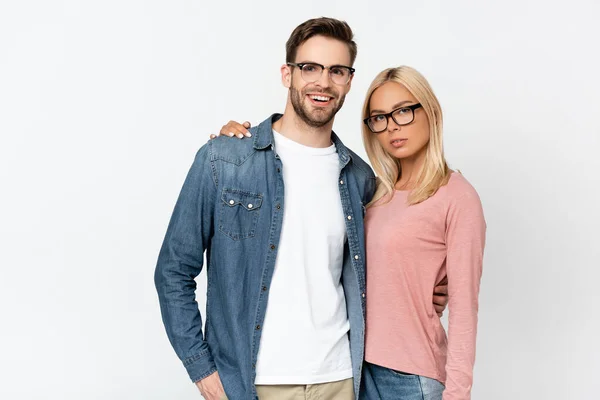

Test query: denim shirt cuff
[184,349,217,383]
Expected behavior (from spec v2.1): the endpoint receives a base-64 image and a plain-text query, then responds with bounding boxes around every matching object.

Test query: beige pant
[255,378,354,400]
[219,378,354,400]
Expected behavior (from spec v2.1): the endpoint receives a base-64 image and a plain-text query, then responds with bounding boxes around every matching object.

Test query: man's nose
[315,68,332,88]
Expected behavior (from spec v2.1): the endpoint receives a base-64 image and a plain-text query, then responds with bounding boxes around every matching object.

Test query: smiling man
[155,17,446,400]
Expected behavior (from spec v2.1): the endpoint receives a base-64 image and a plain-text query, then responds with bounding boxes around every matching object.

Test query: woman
[215,66,486,400]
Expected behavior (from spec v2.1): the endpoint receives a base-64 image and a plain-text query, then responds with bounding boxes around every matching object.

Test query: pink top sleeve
[443,189,486,399]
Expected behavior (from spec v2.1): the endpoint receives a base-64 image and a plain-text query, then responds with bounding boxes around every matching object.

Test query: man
[155,17,447,400]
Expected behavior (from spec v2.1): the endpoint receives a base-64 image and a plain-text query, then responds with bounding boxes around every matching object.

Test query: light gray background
[1,0,599,399]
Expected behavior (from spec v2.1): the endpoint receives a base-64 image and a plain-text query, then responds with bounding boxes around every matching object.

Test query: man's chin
[305,108,335,126]
[305,116,334,128]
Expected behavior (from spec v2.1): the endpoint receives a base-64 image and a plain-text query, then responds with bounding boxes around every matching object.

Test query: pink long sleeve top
[364,172,486,400]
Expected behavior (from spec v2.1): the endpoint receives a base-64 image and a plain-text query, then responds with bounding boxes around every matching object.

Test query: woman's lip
[390,138,407,148]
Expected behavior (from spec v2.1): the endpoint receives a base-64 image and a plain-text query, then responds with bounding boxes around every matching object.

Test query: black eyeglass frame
[363,103,423,133]
[286,62,356,84]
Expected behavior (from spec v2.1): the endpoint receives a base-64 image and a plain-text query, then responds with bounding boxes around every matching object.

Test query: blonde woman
[214,66,485,399]
[357,67,486,400]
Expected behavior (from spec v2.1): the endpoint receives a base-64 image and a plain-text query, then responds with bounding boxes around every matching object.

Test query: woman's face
[368,81,430,161]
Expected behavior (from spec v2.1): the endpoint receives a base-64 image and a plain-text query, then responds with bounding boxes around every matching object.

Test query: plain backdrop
[1,0,599,399]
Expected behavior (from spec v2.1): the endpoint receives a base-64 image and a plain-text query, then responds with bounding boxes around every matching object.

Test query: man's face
[286,35,353,128]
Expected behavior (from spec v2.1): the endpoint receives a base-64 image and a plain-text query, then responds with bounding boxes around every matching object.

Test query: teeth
[310,95,330,102]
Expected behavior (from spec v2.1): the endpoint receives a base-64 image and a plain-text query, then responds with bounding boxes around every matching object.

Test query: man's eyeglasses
[363,103,423,134]
[287,62,355,85]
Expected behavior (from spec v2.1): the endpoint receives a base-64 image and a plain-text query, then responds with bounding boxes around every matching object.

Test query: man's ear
[281,64,292,88]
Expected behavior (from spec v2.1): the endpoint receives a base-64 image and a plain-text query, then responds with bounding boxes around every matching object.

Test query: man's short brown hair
[286,17,357,66]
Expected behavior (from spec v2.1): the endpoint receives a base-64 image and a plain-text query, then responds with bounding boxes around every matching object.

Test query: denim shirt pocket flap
[220,189,263,211]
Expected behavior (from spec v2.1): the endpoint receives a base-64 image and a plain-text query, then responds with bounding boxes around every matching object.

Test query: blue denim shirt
[155,114,376,399]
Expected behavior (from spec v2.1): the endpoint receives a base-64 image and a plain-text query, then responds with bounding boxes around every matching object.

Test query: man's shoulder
[207,130,259,166]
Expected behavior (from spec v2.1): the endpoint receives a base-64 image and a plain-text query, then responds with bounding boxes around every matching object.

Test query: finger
[209,134,217,140]
[219,126,235,136]
[227,121,251,137]
[231,127,249,139]
[433,285,448,296]
[233,122,251,137]
[242,121,252,137]
[433,294,447,306]
[434,303,445,315]
[219,128,245,138]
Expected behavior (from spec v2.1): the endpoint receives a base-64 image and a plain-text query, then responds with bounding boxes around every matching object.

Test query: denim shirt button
[262,286,267,291]
[256,325,261,330]
[270,244,275,250]
[362,293,366,298]
[347,215,352,220]
[340,180,344,184]
[229,199,235,205]
[354,255,359,260]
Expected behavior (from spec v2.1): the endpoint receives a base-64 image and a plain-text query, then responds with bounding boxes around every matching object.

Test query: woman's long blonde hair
[362,66,450,207]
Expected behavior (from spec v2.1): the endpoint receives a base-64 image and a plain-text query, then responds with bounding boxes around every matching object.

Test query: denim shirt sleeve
[364,175,376,204]
[154,142,218,383]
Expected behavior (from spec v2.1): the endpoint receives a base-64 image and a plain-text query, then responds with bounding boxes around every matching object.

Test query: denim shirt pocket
[218,188,263,240]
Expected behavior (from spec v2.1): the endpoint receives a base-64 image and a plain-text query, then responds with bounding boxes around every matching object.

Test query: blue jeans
[359,362,444,400]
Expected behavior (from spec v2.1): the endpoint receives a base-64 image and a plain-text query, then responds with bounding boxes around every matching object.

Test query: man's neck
[272,107,334,148]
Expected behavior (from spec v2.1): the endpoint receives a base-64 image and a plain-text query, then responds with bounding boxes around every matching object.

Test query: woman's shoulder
[439,171,482,206]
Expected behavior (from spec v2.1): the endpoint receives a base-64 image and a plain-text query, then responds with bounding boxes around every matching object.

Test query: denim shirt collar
[253,113,352,167]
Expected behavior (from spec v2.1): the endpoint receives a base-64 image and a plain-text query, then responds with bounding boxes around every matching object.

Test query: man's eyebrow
[370,100,412,115]
[296,60,320,65]
[296,61,352,68]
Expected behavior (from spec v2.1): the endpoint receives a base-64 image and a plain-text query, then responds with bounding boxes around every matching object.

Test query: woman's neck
[395,148,427,191]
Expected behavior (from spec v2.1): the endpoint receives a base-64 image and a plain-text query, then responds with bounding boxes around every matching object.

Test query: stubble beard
[290,80,345,129]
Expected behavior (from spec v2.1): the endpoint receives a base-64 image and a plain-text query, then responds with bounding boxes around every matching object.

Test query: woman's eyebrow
[370,100,412,115]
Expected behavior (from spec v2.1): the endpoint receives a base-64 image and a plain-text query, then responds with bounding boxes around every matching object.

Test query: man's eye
[330,68,344,76]
[303,65,317,72]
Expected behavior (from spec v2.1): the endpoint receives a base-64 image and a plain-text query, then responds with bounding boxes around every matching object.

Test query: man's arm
[154,143,218,384]
[434,276,449,317]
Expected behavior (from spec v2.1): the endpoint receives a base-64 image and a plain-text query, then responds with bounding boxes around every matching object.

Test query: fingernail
[228,132,234,137]
[237,134,243,138]
[246,133,252,137]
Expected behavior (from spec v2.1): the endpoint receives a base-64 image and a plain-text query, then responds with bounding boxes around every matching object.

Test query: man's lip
[306,93,335,99]
[307,94,334,107]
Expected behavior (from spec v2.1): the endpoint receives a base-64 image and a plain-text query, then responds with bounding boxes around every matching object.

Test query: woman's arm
[209,120,252,139]
[443,187,486,400]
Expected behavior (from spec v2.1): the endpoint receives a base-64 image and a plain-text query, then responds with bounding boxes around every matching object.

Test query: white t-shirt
[254,130,353,385]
